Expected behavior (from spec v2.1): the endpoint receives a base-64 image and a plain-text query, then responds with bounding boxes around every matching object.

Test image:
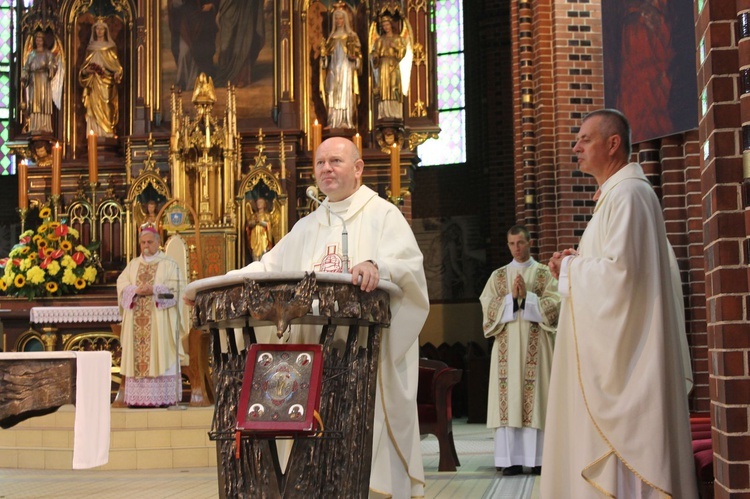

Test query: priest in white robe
[227,137,429,498]
[480,225,559,476]
[118,227,186,407]
[544,109,697,498]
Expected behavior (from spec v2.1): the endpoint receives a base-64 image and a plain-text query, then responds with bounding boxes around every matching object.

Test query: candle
[17,160,28,209]
[312,119,322,159]
[205,114,211,149]
[353,133,362,157]
[88,130,98,184]
[390,143,400,196]
[52,142,62,196]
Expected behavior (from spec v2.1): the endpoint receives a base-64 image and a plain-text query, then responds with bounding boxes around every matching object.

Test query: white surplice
[229,185,429,498]
[541,163,697,498]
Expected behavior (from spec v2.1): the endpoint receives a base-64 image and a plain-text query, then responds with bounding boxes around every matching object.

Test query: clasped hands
[512,275,526,300]
[135,284,153,296]
[548,248,578,279]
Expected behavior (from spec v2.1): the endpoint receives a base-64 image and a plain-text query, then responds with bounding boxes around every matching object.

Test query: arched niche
[237,166,287,267]
[60,0,135,152]
[125,169,170,260]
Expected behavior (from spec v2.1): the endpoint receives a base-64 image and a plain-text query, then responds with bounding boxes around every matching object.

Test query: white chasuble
[540,163,697,499]
[229,185,430,499]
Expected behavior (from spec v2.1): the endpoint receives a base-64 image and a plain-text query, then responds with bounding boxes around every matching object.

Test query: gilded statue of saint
[369,14,412,120]
[20,31,63,135]
[320,7,362,129]
[79,19,123,138]
[245,197,274,262]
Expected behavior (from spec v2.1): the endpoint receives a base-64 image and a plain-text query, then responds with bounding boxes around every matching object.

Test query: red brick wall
[695,1,750,496]
[412,0,747,493]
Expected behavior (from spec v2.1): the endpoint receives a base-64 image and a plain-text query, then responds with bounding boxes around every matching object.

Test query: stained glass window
[418,0,466,166]
[0,0,14,175]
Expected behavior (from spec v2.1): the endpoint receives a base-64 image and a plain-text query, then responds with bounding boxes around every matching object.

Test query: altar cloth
[0,351,111,469]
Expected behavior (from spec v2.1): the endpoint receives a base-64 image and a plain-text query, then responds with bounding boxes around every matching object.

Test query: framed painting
[159,0,275,122]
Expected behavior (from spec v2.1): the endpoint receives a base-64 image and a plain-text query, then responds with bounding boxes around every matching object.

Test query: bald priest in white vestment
[544,109,697,499]
[227,137,430,498]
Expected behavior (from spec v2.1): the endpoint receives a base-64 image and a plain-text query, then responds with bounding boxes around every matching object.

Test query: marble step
[0,405,217,470]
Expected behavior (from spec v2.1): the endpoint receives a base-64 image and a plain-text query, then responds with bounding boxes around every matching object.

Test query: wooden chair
[417,358,462,472]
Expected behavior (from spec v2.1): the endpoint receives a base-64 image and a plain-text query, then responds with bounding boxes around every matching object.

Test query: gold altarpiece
[8,0,440,280]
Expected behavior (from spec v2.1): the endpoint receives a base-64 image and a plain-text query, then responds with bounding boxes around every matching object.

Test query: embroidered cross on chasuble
[314,243,345,273]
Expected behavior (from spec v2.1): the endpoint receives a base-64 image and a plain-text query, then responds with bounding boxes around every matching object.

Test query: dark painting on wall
[602,0,698,144]
[160,0,274,121]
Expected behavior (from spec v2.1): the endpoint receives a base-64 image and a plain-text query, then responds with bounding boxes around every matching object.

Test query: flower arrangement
[0,207,99,300]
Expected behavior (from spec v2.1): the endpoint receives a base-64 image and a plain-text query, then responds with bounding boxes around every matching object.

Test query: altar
[0,351,111,469]
[186,271,399,498]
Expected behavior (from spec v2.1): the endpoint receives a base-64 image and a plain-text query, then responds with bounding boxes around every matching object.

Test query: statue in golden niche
[369,12,413,121]
[20,30,63,136]
[245,197,275,262]
[320,5,362,129]
[79,18,123,137]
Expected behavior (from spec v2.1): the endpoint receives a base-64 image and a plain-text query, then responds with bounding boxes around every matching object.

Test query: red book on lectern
[236,344,324,436]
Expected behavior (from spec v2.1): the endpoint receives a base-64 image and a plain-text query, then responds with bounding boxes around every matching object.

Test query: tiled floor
[0,419,540,498]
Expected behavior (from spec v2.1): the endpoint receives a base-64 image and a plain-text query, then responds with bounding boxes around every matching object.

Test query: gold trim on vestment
[494,265,547,427]
[568,261,673,497]
[133,261,159,377]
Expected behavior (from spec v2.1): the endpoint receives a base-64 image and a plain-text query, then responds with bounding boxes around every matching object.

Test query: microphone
[306,186,349,273]
[157,293,175,300]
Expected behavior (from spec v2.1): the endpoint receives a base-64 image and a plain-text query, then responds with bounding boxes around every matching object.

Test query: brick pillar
[695,1,750,496]
[638,140,662,198]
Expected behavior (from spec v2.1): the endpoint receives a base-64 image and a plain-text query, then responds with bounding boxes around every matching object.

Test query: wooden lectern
[185,271,400,498]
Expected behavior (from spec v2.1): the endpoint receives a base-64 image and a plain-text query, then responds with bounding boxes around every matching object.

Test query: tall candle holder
[49,194,61,221]
[89,182,99,242]
[17,207,28,233]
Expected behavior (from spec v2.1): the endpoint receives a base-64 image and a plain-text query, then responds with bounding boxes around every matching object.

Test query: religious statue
[369,13,412,121]
[20,30,63,136]
[140,200,161,231]
[192,72,217,106]
[245,197,274,262]
[320,6,362,129]
[79,19,123,138]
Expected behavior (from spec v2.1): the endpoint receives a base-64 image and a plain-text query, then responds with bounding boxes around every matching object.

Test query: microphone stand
[306,186,349,273]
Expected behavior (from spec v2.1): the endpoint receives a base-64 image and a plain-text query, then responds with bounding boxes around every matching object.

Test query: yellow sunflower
[49,221,60,230]
[45,282,58,293]
[60,240,73,252]
[0,280,6,291]
[74,278,87,290]
[43,248,54,257]
[33,235,43,244]
[13,274,25,288]
[19,246,30,255]
[38,240,48,249]
[39,207,52,218]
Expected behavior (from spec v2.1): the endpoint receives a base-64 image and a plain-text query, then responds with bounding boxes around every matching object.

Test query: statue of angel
[369,13,413,121]
[20,30,64,135]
